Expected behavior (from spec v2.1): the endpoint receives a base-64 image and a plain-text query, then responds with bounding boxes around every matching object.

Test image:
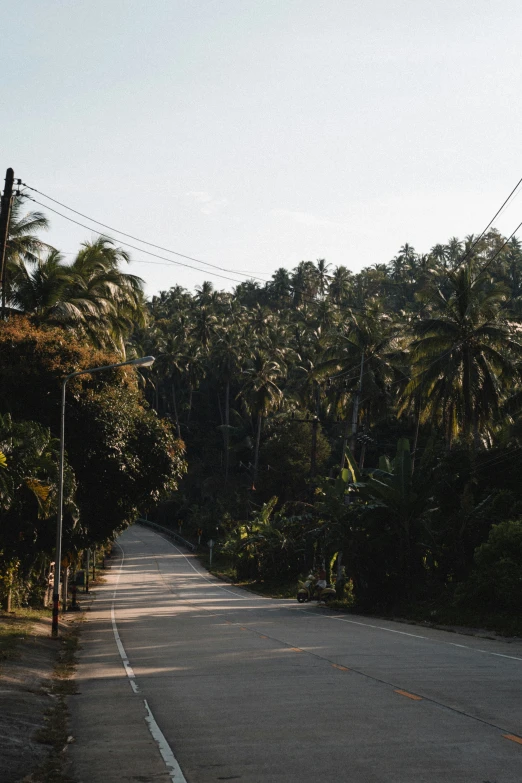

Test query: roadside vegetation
[0,199,521,634]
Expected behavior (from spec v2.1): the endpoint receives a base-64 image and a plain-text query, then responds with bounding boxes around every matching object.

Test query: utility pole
[0,168,15,319]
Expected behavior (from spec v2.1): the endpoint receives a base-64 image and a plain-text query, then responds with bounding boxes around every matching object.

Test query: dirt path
[0,613,58,782]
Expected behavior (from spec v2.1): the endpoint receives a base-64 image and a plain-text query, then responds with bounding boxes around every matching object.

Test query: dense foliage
[138,233,522,616]
[2,202,522,622]
[0,317,186,606]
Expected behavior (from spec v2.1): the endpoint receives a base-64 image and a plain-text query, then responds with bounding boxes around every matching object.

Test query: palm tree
[9,249,72,318]
[401,260,522,447]
[10,236,147,354]
[239,352,284,488]
[190,304,218,352]
[212,319,249,481]
[267,268,292,307]
[316,304,401,462]
[4,202,53,313]
[328,266,353,305]
[68,237,146,352]
[6,202,52,266]
[315,258,331,298]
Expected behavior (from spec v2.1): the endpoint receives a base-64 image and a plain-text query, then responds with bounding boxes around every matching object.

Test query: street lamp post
[52,355,155,637]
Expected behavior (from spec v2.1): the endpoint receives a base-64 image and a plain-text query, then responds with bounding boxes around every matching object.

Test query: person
[315,568,327,598]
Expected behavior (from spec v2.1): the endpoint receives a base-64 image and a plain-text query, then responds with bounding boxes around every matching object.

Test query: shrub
[455,520,522,612]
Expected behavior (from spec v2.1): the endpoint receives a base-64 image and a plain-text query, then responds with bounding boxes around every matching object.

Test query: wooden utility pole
[0,168,14,319]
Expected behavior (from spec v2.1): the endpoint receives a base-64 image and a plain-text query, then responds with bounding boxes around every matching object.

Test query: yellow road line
[290,647,302,652]
[332,664,350,671]
[503,734,522,745]
[259,635,268,639]
[240,627,247,631]
[395,689,422,701]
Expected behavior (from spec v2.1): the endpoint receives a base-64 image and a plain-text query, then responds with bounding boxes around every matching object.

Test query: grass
[0,607,51,663]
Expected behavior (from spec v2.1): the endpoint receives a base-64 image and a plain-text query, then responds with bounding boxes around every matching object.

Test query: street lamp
[52,355,155,637]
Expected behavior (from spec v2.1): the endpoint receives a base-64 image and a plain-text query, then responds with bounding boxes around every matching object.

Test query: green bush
[456,520,522,612]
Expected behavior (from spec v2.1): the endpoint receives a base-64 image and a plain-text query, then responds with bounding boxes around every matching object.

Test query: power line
[461,176,522,263]
[20,176,522,319]
[22,195,250,286]
[479,218,522,275]
[23,183,272,282]
[21,191,378,317]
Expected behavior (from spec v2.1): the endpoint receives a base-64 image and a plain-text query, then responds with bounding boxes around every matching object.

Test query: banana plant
[359,438,418,521]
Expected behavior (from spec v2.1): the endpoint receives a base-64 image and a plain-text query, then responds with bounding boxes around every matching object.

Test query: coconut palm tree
[212,318,249,481]
[6,202,52,267]
[315,258,332,298]
[10,236,147,354]
[239,352,284,488]
[328,266,353,305]
[401,260,522,447]
[8,249,72,318]
[4,202,53,313]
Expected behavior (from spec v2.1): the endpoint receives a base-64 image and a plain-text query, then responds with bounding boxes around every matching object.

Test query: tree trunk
[253,413,263,489]
[349,351,365,453]
[171,382,181,439]
[225,379,230,484]
[339,418,350,472]
[411,395,422,473]
[187,387,193,425]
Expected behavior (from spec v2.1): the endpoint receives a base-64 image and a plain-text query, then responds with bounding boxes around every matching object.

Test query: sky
[3,1,522,297]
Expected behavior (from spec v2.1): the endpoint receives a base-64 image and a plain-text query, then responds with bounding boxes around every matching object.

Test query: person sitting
[315,568,327,598]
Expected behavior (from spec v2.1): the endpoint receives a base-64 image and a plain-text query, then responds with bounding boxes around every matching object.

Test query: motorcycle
[297,574,336,604]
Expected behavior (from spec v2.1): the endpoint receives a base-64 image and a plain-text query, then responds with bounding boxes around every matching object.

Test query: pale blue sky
[3,1,522,296]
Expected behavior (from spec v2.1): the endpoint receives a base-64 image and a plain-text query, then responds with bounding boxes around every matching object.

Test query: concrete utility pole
[0,168,15,319]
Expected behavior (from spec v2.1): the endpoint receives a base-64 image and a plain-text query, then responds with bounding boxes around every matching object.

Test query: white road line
[111,545,137,686]
[314,613,522,663]
[324,614,432,640]
[112,542,186,781]
[144,699,187,782]
[488,652,522,662]
[134,526,522,666]
[145,527,282,601]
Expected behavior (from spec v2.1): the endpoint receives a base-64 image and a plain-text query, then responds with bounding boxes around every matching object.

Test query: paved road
[69,524,522,782]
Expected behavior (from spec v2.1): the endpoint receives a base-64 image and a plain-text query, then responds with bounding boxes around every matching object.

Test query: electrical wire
[23,195,249,286]
[23,183,272,282]
[20,176,522,319]
[21,191,378,318]
[459,176,522,263]
[479,218,522,275]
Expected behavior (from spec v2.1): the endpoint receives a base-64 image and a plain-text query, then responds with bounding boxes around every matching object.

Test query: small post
[208,538,214,567]
[85,550,90,594]
[92,547,96,582]
[62,565,69,610]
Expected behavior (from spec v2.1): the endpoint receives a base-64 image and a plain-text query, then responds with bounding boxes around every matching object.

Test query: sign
[207,539,214,548]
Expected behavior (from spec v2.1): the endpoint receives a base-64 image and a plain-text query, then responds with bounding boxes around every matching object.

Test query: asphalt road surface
[69,524,522,783]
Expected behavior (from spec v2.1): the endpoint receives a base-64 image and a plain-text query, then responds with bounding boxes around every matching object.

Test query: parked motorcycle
[297,574,336,604]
